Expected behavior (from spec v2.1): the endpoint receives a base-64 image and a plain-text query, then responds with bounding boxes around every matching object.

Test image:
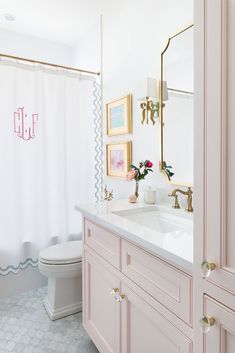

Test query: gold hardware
[109,288,121,302]
[103,185,113,201]
[168,193,180,209]
[0,53,100,76]
[159,24,194,185]
[201,261,216,278]
[169,187,193,212]
[199,315,215,333]
[140,97,157,125]
[119,294,126,302]
[115,294,126,303]
[109,288,119,295]
[109,288,126,302]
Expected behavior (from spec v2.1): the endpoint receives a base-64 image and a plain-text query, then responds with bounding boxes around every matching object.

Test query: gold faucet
[169,187,193,212]
[103,185,113,201]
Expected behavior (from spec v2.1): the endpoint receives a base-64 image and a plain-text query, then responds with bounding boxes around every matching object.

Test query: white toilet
[39,240,82,321]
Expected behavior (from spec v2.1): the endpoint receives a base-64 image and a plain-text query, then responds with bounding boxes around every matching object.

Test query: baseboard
[44,297,82,321]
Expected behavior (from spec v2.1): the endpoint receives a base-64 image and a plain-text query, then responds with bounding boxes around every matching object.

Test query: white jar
[144,187,157,204]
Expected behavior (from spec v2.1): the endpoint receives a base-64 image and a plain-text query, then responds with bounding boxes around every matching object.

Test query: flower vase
[135,180,139,198]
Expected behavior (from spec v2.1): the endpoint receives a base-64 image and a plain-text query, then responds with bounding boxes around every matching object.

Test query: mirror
[159,24,194,186]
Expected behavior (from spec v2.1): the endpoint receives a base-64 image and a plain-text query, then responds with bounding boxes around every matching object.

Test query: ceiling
[0,0,105,46]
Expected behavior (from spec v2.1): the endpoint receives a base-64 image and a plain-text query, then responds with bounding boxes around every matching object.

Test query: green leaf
[130,165,138,170]
[166,168,174,177]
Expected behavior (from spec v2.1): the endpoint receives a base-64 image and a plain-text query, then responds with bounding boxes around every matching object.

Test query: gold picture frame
[106,141,132,178]
[106,94,132,136]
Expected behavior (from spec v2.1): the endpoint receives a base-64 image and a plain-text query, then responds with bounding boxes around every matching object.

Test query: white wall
[0,28,72,65]
[72,20,101,72]
[73,1,193,203]
[101,0,193,201]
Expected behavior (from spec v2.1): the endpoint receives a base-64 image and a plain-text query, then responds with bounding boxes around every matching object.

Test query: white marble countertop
[76,199,193,274]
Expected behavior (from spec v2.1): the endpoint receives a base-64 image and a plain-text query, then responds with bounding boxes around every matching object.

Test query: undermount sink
[113,206,192,234]
[77,200,193,269]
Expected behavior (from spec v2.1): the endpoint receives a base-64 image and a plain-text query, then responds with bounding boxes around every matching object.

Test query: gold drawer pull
[201,261,216,278]
[108,288,121,301]
[199,315,215,333]
[116,294,126,303]
[108,288,126,303]
[109,288,119,296]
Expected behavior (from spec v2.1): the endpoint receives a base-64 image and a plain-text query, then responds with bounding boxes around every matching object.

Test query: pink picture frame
[106,141,132,178]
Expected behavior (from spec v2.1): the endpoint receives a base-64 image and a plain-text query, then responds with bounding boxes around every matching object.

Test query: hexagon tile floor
[0,287,99,353]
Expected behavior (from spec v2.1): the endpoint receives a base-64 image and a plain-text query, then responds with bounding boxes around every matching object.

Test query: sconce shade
[147,77,157,98]
[160,81,169,101]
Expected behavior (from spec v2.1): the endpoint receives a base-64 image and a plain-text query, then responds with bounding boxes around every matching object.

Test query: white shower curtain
[0,60,101,275]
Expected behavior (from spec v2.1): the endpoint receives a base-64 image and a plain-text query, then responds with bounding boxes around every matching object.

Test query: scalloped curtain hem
[0,258,38,276]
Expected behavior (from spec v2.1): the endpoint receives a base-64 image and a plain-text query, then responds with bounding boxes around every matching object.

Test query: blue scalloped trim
[93,80,103,202]
[0,258,38,276]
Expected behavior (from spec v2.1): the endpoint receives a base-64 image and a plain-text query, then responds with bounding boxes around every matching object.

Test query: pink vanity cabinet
[194,0,235,352]
[82,218,193,353]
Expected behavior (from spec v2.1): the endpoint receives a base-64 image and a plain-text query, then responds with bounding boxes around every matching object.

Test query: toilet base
[44,274,82,320]
[44,297,82,321]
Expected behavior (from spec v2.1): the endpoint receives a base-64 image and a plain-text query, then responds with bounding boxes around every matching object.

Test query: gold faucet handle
[185,187,193,212]
[187,187,193,194]
[168,193,180,209]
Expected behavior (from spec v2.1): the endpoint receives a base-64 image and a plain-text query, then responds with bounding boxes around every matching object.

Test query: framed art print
[106,141,132,178]
[106,94,132,136]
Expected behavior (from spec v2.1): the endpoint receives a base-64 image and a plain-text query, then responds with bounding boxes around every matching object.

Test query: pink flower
[126,169,137,181]
[145,160,153,168]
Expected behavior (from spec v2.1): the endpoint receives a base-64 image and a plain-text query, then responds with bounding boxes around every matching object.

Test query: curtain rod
[0,53,100,76]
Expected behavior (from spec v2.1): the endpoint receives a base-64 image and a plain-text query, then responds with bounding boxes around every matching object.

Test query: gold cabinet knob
[201,261,216,278]
[118,294,126,302]
[109,288,120,301]
[109,288,119,296]
[199,315,215,333]
[115,294,126,303]
[109,288,125,302]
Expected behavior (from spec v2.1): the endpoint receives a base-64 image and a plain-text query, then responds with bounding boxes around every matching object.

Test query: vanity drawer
[121,240,192,325]
[84,219,120,269]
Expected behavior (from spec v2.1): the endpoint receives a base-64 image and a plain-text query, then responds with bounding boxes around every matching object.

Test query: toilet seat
[39,240,82,265]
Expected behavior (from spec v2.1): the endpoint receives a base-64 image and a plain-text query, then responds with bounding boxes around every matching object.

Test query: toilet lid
[39,241,82,265]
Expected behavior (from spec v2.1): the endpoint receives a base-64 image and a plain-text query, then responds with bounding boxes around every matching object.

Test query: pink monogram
[14,107,38,141]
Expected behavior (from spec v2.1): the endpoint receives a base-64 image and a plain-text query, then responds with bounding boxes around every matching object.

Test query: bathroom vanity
[77,200,193,353]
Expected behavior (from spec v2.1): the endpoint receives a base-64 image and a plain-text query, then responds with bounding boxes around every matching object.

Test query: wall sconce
[139,78,168,126]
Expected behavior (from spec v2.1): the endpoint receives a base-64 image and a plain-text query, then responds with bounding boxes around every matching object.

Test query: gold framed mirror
[159,24,194,186]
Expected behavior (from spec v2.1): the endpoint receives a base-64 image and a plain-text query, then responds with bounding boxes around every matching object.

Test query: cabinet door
[83,249,121,353]
[197,0,235,294]
[204,296,235,353]
[194,0,235,350]
[121,283,192,353]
